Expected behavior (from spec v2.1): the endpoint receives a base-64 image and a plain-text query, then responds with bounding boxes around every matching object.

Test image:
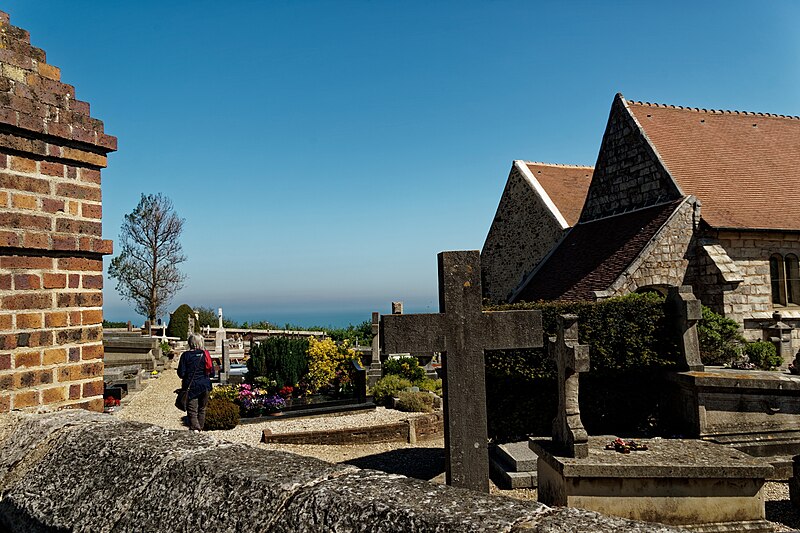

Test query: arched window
[770,253,800,306]
[786,254,800,305]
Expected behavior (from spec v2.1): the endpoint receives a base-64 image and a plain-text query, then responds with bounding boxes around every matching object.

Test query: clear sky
[4,1,799,327]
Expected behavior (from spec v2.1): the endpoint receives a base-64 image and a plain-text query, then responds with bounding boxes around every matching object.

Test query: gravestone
[215,307,226,356]
[366,312,382,387]
[767,312,793,369]
[531,317,774,530]
[392,301,403,315]
[666,285,703,371]
[549,315,589,458]
[381,251,542,492]
[187,314,196,337]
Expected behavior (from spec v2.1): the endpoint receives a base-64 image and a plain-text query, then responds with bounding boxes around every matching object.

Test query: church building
[482,93,800,342]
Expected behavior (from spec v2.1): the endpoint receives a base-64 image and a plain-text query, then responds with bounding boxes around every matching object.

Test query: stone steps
[489,440,538,489]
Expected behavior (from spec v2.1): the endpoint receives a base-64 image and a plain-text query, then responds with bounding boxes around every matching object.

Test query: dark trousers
[187,390,210,431]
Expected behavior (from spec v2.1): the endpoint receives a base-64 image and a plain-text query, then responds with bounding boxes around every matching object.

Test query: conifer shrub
[396,391,434,413]
[203,397,240,430]
[247,336,309,388]
[744,341,781,370]
[166,303,195,341]
[384,356,426,382]
[371,374,412,406]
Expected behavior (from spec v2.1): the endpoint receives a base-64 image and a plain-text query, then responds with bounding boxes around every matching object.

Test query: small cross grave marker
[381,251,542,492]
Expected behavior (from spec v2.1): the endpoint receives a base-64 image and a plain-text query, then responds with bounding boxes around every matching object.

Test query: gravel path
[116,367,800,529]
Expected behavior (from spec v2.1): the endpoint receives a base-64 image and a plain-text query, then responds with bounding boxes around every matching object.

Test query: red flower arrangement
[278,386,294,399]
[104,397,120,408]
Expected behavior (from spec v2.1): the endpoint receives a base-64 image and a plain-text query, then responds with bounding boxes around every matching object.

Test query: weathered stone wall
[482,163,567,303]
[0,11,116,412]
[604,199,696,297]
[580,94,682,223]
[0,411,683,532]
[694,230,800,343]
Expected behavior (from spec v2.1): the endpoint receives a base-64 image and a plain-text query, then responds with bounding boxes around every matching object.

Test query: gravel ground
[117,368,800,529]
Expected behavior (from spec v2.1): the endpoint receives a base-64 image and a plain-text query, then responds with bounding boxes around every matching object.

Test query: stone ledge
[0,411,685,532]
[262,411,444,445]
[530,436,773,479]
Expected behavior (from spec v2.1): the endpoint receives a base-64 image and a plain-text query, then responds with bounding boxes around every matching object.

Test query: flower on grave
[278,386,294,399]
[104,397,120,408]
[262,394,286,412]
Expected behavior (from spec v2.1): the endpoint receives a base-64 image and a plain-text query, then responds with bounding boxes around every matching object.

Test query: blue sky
[5,1,799,327]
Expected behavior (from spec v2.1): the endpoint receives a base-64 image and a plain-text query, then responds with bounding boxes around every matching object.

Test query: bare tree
[109,193,187,323]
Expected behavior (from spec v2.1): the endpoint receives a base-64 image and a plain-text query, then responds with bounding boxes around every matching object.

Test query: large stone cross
[550,314,589,458]
[381,251,542,492]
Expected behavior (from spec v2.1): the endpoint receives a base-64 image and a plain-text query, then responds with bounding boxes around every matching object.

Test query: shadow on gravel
[344,447,446,480]
[766,500,800,530]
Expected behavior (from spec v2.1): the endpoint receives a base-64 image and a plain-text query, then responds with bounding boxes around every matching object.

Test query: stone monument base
[666,367,800,479]
[530,436,774,533]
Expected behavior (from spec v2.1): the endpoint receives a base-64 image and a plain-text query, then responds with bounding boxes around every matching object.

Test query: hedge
[247,336,309,388]
[484,292,679,442]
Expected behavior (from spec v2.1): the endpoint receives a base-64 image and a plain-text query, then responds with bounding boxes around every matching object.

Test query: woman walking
[177,334,214,431]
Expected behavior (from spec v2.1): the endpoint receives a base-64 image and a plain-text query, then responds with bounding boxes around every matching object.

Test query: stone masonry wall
[0,410,683,532]
[0,11,116,412]
[606,199,696,296]
[481,164,567,303]
[696,230,800,342]
[580,94,682,223]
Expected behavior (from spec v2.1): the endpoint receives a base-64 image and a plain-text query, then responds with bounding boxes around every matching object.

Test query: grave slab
[530,436,774,532]
[490,440,539,489]
[666,366,800,479]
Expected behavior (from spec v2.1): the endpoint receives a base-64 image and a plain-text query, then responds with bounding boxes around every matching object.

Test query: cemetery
[1,5,800,533]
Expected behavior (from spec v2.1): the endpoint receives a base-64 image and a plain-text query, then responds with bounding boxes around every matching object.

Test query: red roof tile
[524,162,593,226]
[512,200,682,302]
[627,100,800,230]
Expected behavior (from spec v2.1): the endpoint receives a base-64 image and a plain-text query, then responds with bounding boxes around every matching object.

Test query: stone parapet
[0,410,685,532]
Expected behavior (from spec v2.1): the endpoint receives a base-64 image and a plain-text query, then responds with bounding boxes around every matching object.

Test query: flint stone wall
[481,164,567,304]
[0,410,684,532]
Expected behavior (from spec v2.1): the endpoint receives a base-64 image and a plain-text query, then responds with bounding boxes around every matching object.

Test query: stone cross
[381,251,542,492]
[550,314,589,458]
[187,315,196,337]
[666,285,704,371]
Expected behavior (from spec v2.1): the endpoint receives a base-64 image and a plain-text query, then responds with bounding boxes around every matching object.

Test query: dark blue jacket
[177,349,213,399]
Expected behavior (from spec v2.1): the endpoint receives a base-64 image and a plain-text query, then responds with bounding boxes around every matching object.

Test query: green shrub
[371,374,412,406]
[416,377,442,395]
[166,304,195,341]
[384,356,426,382]
[697,306,745,365]
[744,341,781,370]
[396,391,434,413]
[203,398,240,430]
[160,341,172,358]
[247,337,309,388]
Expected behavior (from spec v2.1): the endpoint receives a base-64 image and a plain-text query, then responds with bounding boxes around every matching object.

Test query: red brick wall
[0,10,116,412]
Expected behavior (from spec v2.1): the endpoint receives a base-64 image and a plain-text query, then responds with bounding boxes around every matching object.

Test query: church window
[770,253,800,306]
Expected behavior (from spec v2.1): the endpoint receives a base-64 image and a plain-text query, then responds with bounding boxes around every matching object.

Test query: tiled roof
[524,162,593,226]
[512,200,682,302]
[627,100,800,230]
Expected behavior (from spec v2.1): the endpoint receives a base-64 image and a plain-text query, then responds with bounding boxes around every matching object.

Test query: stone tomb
[103,332,166,371]
[531,314,774,532]
[381,251,542,492]
[666,367,800,479]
